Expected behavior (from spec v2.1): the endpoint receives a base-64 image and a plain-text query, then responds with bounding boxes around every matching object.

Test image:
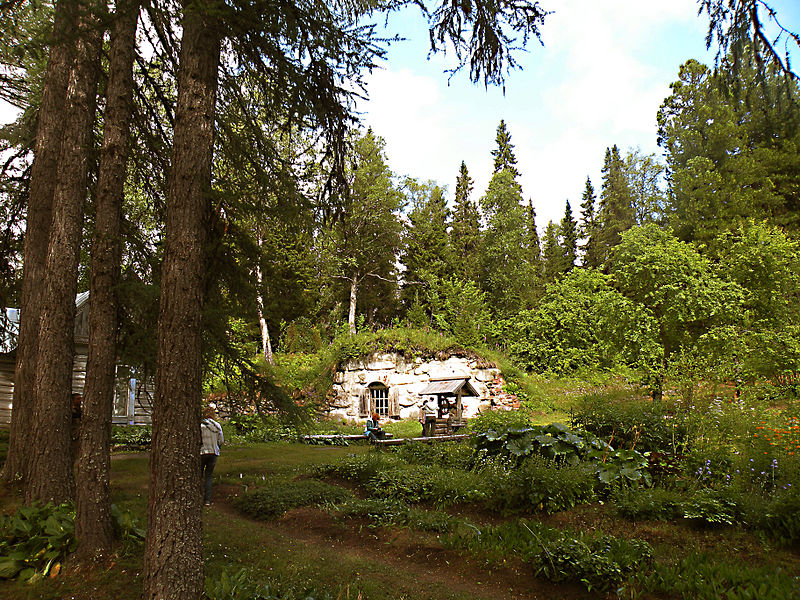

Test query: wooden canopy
[418,377,478,397]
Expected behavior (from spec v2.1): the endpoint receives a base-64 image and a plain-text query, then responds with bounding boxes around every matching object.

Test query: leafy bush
[634,553,800,600]
[0,502,76,581]
[472,422,608,465]
[760,487,800,545]
[613,486,684,521]
[481,454,596,513]
[331,498,459,533]
[682,488,739,527]
[391,440,475,470]
[233,480,352,520]
[535,534,653,593]
[111,425,152,448]
[369,464,486,506]
[446,519,653,593]
[468,409,532,436]
[570,394,692,455]
[313,452,402,486]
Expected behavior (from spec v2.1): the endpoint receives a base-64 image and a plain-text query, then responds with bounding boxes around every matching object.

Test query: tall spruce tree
[594,145,635,267]
[560,200,578,273]
[401,179,451,310]
[579,176,600,268]
[478,169,536,315]
[541,220,562,282]
[491,119,520,178]
[449,161,481,281]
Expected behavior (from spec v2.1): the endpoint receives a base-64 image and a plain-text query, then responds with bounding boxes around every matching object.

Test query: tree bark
[76,0,139,560]
[142,2,221,598]
[255,236,273,364]
[348,276,358,334]
[2,0,75,484]
[26,0,104,505]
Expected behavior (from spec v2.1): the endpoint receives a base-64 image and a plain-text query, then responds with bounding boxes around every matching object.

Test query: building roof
[418,378,478,397]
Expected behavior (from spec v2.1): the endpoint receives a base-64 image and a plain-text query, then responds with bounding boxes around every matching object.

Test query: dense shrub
[313,452,402,485]
[391,440,475,470]
[634,553,800,600]
[0,503,75,581]
[682,488,739,527]
[331,498,459,533]
[613,486,684,521]
[111,425,152,448]
[468,409,532,436]
[481,454,596,513]
[570,394,692,454]
[760,487,800,545]
[369,464,486,505]
[446,519,653,593]
[233,480,352,520]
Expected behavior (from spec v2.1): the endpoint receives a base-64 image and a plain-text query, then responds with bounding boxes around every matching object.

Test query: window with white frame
[369,383,389,417]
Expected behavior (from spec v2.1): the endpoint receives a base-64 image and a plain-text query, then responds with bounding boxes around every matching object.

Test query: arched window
[369,382,389,417]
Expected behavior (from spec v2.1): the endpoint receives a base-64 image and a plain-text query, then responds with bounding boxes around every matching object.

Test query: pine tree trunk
[142,3,221,598]
[26,0,104,505]
[348,276,358,334]
[2,0,75,484]
[76,0,139,560]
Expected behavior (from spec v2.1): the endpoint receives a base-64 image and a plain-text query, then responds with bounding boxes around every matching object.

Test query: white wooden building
[0,292,153,427]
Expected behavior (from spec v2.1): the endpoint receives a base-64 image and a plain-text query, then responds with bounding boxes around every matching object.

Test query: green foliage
[111,425,152,448]
[570,393,692,454]
[480,454,596,513]
[390,440,475,470]
[447,519,653,593]
[503,269,654,375]
[227,414,302,443]
[233,480,353,520]
[110,504,146,555]
[205,568,336,600]
[0,502,76,581]
[613,486,684,521]
[760,488,800,546]
[635,553,800,600]
[369,464,487,506]
[468,408,532,436]
[313,452,403,486]
[472,422,608,465]
[331,498,459,533]
[682,488,739,527]
[426,276,493,347]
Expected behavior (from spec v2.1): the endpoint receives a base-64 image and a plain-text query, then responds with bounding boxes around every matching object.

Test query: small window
[369,383,389,417]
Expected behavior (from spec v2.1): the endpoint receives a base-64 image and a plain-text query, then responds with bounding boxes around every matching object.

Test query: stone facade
[326,352,511,421]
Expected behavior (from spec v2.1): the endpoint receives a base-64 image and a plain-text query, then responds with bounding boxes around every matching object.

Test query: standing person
[364,412,384,441]
[200,406,224,506]
[421,397,437,437]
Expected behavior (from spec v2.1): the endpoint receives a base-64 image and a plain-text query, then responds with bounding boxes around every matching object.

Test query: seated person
[364,412,385,441]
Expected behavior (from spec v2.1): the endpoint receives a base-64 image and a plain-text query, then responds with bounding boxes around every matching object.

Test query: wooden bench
[373,433,470,446]
[302,433,394,443]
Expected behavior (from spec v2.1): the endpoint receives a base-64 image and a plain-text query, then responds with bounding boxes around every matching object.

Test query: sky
[359,0,800,227]
[1,1,797,230]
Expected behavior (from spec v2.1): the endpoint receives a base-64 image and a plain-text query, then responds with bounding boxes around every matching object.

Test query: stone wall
[326,352,511,420]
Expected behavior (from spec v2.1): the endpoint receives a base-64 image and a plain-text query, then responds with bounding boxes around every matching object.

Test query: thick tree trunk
[348,276,358,334]
[2,0,75,484]
[26,0,104,505]
[142,3,221,599]
[76,0,139,560]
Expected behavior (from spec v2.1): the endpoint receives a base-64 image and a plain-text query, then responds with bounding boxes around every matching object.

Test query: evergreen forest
[0,1,800,599]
